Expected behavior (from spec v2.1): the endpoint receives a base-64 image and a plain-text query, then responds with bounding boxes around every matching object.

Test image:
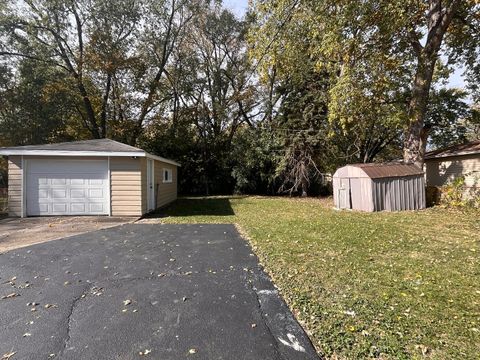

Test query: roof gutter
[0,149,181,167]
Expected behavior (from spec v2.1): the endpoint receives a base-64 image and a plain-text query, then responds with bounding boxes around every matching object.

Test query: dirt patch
[0,216,136,253]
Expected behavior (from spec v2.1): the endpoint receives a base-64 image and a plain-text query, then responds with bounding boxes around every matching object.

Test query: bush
[439,175,480,209]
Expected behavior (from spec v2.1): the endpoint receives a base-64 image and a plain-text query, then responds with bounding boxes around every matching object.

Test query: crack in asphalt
[57,283,92,358]
[54,267,247,356]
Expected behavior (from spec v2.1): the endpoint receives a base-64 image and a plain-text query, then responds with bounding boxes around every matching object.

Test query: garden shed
[333,163,425,212]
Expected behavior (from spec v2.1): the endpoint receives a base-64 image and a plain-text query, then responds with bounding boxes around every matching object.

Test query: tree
[425,88,471,149]
[140,4,255,194]
[0,0,203,143]
[248,0,480,167]
[0,59,79,146]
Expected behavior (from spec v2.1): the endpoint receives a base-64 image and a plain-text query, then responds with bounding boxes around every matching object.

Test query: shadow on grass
[146,196,242,218]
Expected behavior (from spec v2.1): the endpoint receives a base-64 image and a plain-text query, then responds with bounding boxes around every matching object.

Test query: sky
[222,0,467,91]
[223,0,249,18]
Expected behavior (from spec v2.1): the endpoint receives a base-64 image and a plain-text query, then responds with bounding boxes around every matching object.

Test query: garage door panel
[38,189,49,199]
[71,203,86,213]
[89,178,104,185]
[52,203,68,213]
[26,160,109,216]
[71,178,86,185]
[71,189,86,199]
[88,188,105,198]
[89,203,105,213]
[52,189,67,199]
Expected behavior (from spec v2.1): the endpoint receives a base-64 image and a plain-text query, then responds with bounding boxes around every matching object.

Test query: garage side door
[26,160,109,216]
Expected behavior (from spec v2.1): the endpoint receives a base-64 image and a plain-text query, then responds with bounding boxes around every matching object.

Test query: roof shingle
[0,139,143,153]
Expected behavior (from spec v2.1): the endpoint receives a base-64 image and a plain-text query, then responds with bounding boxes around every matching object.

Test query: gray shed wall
[372,176,425,211]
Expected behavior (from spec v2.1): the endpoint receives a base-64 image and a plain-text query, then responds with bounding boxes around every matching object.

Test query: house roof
[0,139,181,166]
[425,140,480,160]
[334,162,423,179]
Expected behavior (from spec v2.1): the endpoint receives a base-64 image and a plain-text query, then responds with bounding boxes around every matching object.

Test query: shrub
[439,174,480,209]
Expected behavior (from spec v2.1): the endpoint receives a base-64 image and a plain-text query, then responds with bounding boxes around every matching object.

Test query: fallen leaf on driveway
[2,351,15,360]
[1,293,19,300]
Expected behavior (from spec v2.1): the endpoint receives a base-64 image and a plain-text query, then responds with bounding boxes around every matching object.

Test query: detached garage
[0,139,180,217]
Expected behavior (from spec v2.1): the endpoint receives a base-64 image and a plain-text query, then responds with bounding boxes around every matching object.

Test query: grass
[157,196,480,359]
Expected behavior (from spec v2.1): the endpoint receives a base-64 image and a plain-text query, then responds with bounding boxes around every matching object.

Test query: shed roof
[0,138,181,166]
[425,140,480,160]
[334,162,423,179]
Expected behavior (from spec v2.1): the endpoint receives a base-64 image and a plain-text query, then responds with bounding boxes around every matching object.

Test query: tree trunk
[100,73,112,138]
[77,80,101,139]
[403,57,436,168]
[403,0,459,168]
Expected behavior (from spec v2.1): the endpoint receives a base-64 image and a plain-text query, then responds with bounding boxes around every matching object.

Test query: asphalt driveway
[0,224,319,360]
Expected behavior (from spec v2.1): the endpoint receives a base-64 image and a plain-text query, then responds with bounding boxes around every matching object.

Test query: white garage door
[26,160,109,216]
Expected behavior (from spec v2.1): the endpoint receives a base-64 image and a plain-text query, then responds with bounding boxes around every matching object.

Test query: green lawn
[157,196,480,359]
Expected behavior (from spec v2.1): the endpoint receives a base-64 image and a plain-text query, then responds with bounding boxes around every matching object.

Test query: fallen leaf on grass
[415,344,429,356]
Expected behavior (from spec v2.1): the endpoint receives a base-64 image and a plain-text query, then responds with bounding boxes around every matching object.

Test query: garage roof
[0,139,181,166]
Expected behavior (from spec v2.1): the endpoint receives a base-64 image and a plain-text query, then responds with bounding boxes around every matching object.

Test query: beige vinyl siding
[110,157,142,216]
[154,160,177,208]
[8,156,22,217]
[426,154,480,188]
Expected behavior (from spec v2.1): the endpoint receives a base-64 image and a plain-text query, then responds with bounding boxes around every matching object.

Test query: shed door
[338,178,351,209]
[26,159,109,216]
